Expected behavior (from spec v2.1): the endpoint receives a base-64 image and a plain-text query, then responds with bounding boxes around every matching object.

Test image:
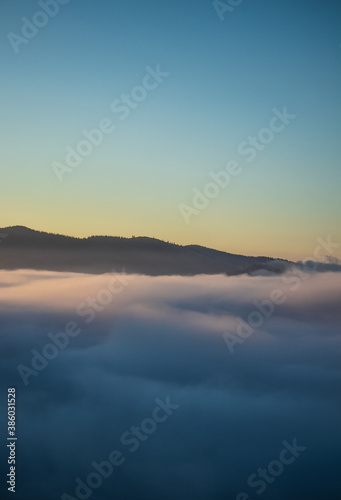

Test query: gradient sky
[0,0,340,260]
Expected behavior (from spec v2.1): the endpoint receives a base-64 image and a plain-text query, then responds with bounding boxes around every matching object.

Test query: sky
[0,0,340,260]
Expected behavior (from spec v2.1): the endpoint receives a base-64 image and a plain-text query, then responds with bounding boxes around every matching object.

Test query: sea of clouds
[0,269,340,500]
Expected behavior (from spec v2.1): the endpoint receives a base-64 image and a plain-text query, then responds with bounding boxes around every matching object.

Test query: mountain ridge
[0,226,289,276]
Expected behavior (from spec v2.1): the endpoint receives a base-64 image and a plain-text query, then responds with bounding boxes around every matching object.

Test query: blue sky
[0,0,340,259]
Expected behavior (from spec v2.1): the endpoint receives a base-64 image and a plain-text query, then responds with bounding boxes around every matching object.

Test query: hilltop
[0,226,289,275]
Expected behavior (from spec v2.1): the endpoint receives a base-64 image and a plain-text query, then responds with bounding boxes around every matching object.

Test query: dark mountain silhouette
[0,226,290,275]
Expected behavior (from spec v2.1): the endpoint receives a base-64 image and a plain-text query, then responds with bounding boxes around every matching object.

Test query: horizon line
[0,225,279,261]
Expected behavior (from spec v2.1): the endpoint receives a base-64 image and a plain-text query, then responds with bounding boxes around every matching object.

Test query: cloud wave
[0,270,340,500]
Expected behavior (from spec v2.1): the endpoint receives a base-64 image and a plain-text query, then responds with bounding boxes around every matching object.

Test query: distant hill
[0,226,290,275]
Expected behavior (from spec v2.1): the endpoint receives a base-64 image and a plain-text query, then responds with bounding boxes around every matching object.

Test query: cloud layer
[0,270,341,500]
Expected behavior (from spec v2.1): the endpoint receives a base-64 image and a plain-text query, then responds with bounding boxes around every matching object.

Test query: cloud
[0,270,341,500]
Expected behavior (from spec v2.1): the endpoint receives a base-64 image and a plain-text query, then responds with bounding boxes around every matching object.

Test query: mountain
[0,226,289,275]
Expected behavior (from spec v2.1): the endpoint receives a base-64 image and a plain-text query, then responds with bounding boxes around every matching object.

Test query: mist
[0,270,340,500]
